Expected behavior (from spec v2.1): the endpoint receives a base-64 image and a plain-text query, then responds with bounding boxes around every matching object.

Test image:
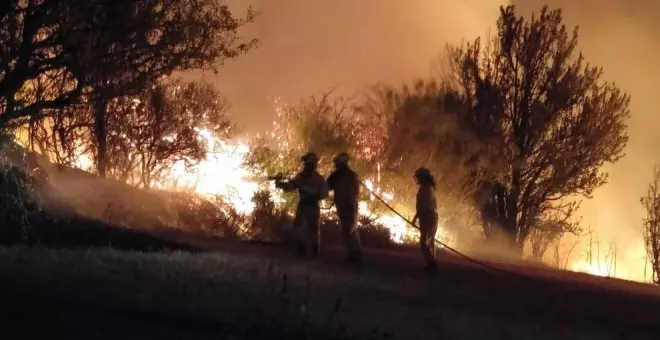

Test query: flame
[20,119,633,278]
[570,261,612,278]
[359,180,410,243]
[75,154,94,172]
[69,121,420,243]
[160,134,259,215]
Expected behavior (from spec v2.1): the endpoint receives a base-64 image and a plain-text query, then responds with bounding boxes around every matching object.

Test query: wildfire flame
[157,130,260,215]
[18,98,636,281]
[570,261,612,278]
[153,126,415,243]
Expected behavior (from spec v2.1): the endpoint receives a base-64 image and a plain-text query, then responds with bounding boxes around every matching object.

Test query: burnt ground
[0,239,659,340]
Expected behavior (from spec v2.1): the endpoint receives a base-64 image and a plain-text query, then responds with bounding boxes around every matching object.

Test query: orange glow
[570,261,612,278]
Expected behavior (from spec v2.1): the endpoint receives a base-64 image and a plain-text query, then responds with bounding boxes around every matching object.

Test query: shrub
[358,215,394,249]
[167,192,244,239]
[319,213,394,249]
[248,190,292,242]
[0,163,40,244]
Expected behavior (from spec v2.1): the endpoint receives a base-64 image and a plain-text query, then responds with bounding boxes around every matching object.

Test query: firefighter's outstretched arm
[275,178,298,192]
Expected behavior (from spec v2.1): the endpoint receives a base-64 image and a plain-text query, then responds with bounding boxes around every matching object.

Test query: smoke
[510,0,660,281]
[187,1,658,280]
[199,0,507,132]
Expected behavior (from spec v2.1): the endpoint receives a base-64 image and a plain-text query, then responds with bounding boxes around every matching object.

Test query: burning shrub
[319,214,394,249]
[358,215,395,249]
[167,192,244,239]
[247,189,292,242]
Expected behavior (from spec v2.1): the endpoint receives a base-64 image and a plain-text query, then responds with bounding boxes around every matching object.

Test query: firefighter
[411,167,439,271]
[274,152,329,257]
[327,152,363,263]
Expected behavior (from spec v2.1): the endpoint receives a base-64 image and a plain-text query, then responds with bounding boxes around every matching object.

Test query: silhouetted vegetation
[0,2,654,337]
[26,79,234,187]
[356,6,629,258]
[0,1,636,279]
[641,166,660,284]
[0,0,255,129]
[449,5,629,254]
[0,153,192,251]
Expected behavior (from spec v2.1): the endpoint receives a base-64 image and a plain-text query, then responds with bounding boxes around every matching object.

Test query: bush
[167,192,244,239]
[0,159,189,251]
[320,213,394,249]
[358,215,395,249]
[30,211,194,252]
[0,163,40,244]
[248,190,292,242]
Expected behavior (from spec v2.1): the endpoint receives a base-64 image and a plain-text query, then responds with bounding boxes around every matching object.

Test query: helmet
[414,167,431,178]
[333,152,350,165]
[301,152,319,165]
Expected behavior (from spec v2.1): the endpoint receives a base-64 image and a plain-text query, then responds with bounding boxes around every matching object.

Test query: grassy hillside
[1,244,659,340]
[2,145,659,339]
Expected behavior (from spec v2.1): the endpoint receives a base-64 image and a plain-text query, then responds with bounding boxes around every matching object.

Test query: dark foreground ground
[1,240,660,340]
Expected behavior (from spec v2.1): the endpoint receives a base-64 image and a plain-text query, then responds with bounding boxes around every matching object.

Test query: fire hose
[357,180,532,279]
[270,173,532,280]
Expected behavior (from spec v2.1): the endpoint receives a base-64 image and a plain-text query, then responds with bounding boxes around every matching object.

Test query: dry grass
[1,244,659,339]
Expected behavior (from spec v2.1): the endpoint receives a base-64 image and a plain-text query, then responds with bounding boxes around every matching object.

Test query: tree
[105,79,233,188]
[245,91,380,211]
[525,217,573,261]
[25,103,94,168]
[1,1,84,128]
[0,0,256,176]
[641,166,660,284]
[24,79,233,188]
[357,81,483,248]
[445,5,630,253]
[74,0,255,177]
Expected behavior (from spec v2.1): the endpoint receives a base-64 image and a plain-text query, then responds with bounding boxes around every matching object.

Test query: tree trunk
[94,98,108,177]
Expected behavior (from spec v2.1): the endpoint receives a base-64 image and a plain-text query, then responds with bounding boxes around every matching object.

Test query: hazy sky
[198,0,659,279]
[196,0,505,132]
[513,0,660,277]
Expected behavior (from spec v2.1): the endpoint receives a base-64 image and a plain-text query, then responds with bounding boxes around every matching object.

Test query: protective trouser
[337,202,363,261]
[293,203,321,257]
[418,210,438,265]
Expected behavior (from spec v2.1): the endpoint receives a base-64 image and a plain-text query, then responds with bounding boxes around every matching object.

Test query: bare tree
[448,5,630,254]
[105,79,234,188]
[26,78,233,188]
[74,0,255,177]
[27,104,94,167]
[641,165,660,284]
[245,91,382,213]
[0,0,256,177]
[526,217,574,262]
[358,81,484,247]
[0,1,84,128]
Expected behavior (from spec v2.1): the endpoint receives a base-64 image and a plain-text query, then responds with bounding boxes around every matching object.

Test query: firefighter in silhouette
[411,167,439,271]
[327,152,363,263]
[275,152,328,257]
